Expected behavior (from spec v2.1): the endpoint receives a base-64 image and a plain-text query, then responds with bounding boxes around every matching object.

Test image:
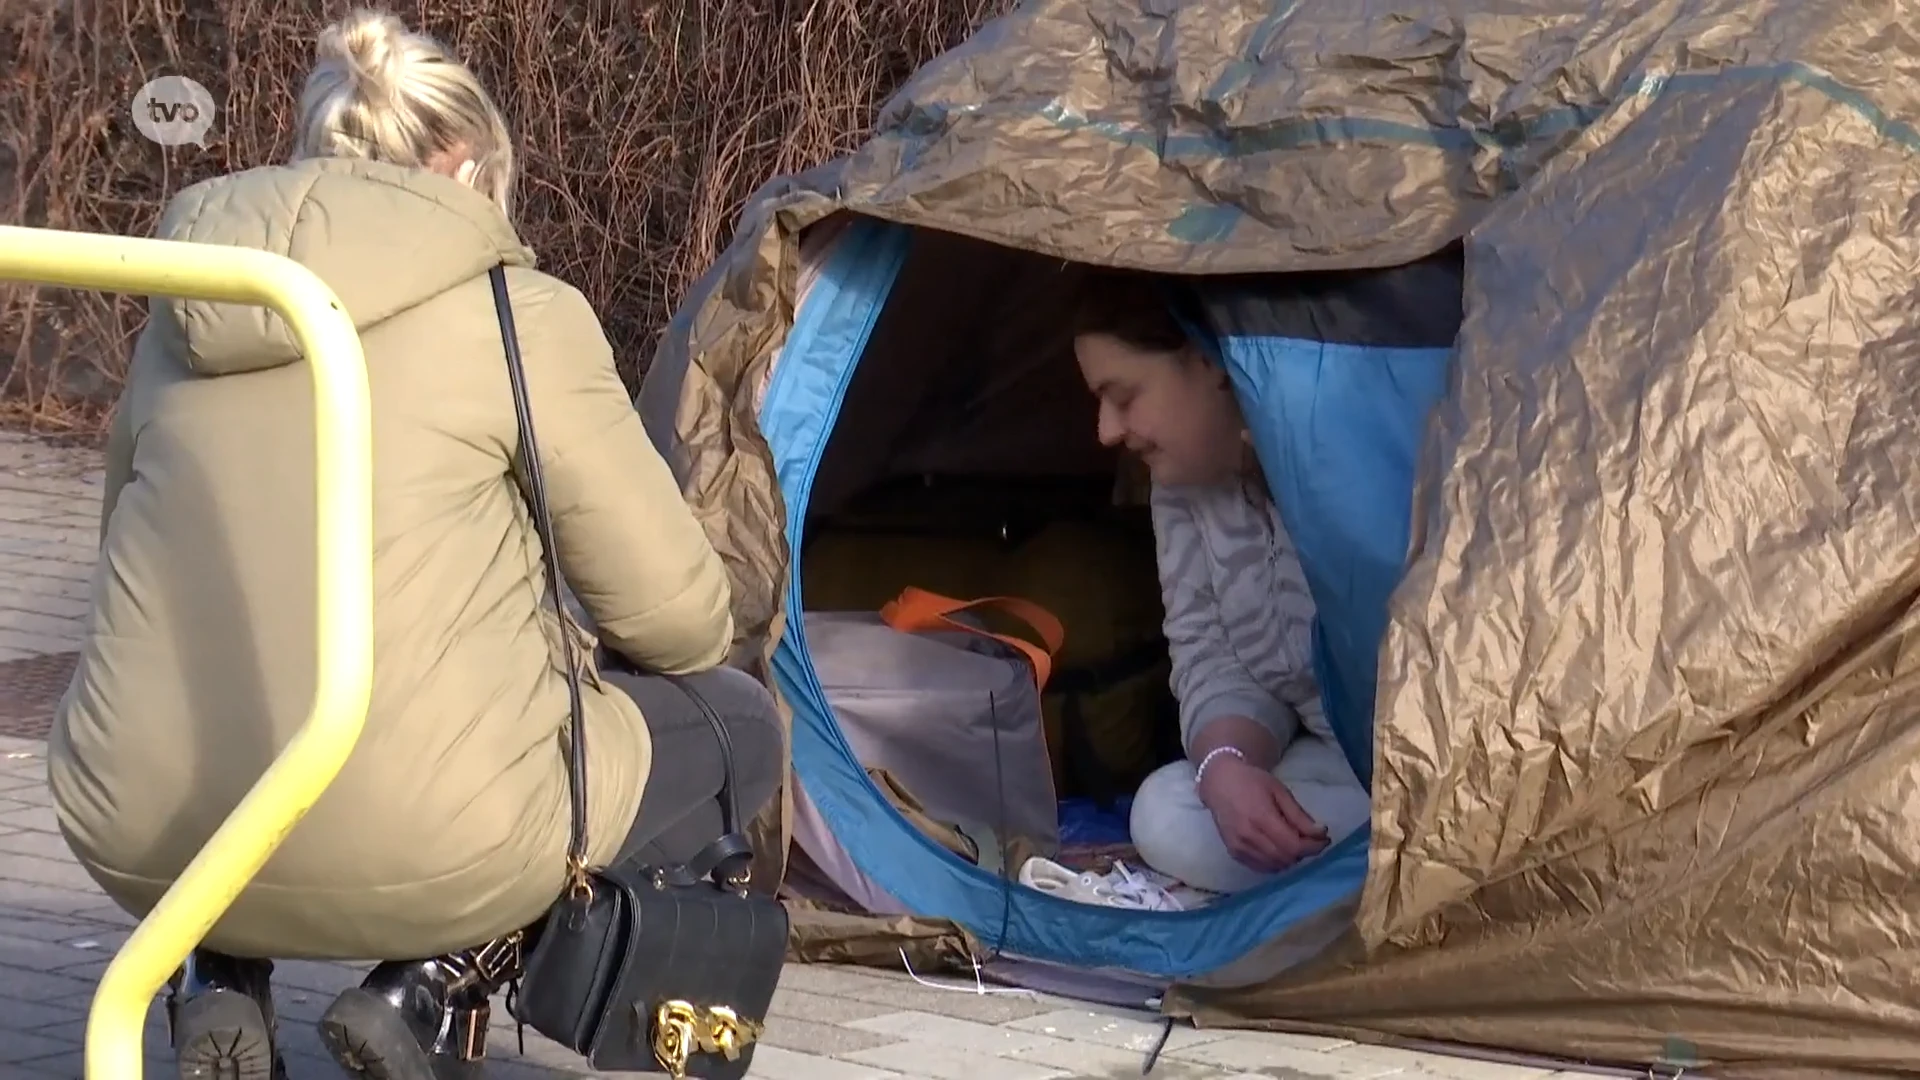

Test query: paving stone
[46,513,101,531]
[0,502,55,523]
[0,770,53,794]
[0,927,115,974]
[0,801,63,833]
[0,607,87,637]
[39,1015,95,1050]
[0,519,90,544]
[270,958,370,996]
[0,1029,82,1064]
[0,625,78,658]
[2,560,94,585]
[1335,1043,1561,1079]
[277,1021,336,1064]
[0,827,83,860]
[774,963,897,997]
[0,992,84,1032]
[284,1047,353,1076]
[1208,1067,1362,1080]
[1163,1031,1408,1078]
[483,1028,590,1071]
[845,1009,1068,1055]
[749,1045,912,1079]
[0,853,110,893]
[770,986,897,1025]
[841,1040,1070,1080]
[0,589,89,621]
[265,985,332,1026]
[0,537,87,562]
[1008,1005,1238,1053]
[0,881,106,922]
[56,957,111,984]
[482,1058,597,1079]
[763,1014,907,1057]
[14,1048,166,1078]
[0,910,110,947]
[59,902,138,930]
[1004,1035,1233,1078]
[0,960,96,1004]
[817,969,1062,1025]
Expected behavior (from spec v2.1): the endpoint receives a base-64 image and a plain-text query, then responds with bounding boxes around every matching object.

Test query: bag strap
[489,266,593,895]
[879,586,1065,691]
[658,675,755,890]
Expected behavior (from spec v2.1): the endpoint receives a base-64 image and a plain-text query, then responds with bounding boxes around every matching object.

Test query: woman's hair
[293,10,516,214]
[1069,267,1193,353]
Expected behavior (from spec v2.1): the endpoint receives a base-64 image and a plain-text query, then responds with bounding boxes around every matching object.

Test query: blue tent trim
[758,217,1373,978]
[1208,336,1456,785]
[1166,278,1459,788]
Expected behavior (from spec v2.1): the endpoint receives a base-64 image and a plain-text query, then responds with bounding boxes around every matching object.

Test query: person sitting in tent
[46,10,781,1079]
[1070,269,1371,896]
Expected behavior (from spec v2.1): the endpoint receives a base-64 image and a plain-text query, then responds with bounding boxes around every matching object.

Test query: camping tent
[636,0,1920,1074]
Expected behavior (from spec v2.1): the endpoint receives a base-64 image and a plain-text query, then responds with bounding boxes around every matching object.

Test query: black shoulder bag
[484,266,789,1078]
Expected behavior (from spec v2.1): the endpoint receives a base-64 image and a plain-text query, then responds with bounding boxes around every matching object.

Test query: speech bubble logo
[130,76,217,148]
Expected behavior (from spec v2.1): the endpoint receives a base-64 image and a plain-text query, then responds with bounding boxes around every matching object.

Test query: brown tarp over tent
[637,0,1920,1075]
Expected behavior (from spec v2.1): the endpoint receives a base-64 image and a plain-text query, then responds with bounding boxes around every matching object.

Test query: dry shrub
[0,0,1009,435]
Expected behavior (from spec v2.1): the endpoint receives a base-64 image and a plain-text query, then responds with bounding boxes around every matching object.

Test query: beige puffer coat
[49,157,734,960]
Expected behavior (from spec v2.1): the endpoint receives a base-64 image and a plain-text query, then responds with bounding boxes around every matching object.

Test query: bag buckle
[456,997,491,1061]
[699,1005,761,1061]
[652,1000,763,1078]
[470,929,524,986]
[653,1001,698,1077]
[453,926,529,991]
[565,855,595,902]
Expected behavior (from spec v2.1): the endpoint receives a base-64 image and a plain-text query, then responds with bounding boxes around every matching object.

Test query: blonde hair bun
[293,8,517,213]
[314,9,412,105]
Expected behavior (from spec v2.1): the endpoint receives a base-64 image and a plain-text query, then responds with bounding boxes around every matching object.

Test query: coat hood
[150,157,536,376]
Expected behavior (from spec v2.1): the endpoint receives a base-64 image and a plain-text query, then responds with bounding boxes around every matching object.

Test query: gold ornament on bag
[651,1000,763,1078]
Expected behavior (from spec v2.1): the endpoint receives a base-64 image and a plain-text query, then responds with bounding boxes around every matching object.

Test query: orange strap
[879,586,1066,692]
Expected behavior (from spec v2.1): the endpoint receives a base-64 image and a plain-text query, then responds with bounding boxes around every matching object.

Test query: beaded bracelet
[1193,745,1246,786]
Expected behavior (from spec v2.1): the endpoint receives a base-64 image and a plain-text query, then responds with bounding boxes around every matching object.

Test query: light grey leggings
[1128,731,1370,894]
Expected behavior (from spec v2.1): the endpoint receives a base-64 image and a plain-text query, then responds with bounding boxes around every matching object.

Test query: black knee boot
[167,948,288,1080]
[316,934,523,1080]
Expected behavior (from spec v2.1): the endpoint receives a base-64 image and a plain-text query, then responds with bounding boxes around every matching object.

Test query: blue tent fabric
[1210,337,1455,783]
[753,217,1454,979]
[1180,257,1465,783]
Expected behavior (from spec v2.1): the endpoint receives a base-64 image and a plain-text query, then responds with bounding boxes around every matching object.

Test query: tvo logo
[131,76,216,148]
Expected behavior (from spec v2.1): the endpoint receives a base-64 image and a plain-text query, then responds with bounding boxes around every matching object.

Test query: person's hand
[1195,755,1330,873]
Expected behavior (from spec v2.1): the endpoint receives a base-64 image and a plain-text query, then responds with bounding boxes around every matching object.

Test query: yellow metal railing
[0,224,374,1079]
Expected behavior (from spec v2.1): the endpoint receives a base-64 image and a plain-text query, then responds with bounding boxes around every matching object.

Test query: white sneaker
[1118,863,1222,910]
[1017,857,1183,911]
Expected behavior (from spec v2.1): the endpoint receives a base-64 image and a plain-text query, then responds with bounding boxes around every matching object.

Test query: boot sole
[174,989,279,1080]
[317,987,444,1079]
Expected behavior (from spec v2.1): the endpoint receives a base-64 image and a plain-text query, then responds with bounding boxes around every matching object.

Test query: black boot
[317,935,521,1080]
[166,949,289,1080]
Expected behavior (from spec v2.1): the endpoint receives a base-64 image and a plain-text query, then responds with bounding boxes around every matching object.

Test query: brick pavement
[0,434,99,667]
[0,431,1611,1079]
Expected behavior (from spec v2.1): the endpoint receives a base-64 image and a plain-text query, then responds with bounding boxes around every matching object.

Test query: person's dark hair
[1070,268,1192,352]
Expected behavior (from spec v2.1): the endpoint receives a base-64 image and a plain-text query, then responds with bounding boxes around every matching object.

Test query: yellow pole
[0,224,374,1080]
